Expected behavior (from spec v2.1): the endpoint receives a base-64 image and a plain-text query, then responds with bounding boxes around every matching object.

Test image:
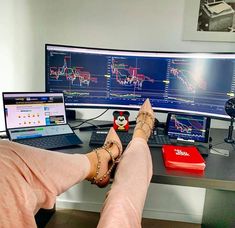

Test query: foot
[86,127,123,188]
[133,98,155,141]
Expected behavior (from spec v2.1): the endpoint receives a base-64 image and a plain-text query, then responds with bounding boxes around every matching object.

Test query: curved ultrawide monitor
[45,44,235,119]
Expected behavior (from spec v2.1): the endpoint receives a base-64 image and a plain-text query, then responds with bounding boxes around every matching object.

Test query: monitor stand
[224,117,235,143]
[176,138,209,157]
[196,144,209,157]
[176,138,195,145]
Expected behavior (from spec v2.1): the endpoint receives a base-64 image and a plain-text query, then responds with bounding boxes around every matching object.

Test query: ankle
[104,140,122,158]
[86,127,123,188]
[133,129,148,141]
[85,144,119,181]
[85,153,97,180]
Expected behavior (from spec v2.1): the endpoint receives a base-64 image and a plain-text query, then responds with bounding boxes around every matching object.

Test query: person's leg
[0,128,122,227]
[98,99,154,228]
[0,139,92,227]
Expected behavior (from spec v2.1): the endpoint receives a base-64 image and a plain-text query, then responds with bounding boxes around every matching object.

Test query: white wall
[56,182,205,224]
[1,0,235,223]
[0,0,40,131]
[1,0,234,131]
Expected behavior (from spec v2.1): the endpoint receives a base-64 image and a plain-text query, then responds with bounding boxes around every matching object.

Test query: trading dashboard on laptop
[3,93,66,129]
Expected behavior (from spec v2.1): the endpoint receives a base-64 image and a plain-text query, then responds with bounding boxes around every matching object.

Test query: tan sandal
[135,112,155,139]
[134,99,155,140]
[90,128,123,188]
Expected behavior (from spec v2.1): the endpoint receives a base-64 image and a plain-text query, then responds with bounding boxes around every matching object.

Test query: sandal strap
[102,146,115,163]
[91,144,121,185]
[91,148,101,184]
[135,111,155,138]
[104,140,122,158]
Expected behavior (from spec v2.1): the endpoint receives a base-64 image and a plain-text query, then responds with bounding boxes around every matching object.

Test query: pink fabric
[0,137,152,228]
[0,140,90,228]
[98,137,153,228]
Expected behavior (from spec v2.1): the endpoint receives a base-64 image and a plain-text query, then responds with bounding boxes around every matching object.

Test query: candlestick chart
[167,114,207,141]
[47,52,108,99]
[46,45,235,118]
[109,57,168,99]
[49,56,98,87]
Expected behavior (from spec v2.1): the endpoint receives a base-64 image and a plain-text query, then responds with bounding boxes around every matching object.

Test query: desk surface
[57,128,235,191]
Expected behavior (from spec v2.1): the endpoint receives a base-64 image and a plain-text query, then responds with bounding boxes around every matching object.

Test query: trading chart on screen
[166,113,210,142]
[46,45,235,118]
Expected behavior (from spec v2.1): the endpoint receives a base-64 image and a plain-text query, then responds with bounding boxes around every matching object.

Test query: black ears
[113,111,130,118]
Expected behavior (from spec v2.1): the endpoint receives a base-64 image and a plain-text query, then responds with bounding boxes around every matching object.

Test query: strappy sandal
[135,111,155,139]
[90,129,123,188]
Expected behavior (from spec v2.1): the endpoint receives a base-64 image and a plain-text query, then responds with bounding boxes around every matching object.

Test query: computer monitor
[45,44,235,120]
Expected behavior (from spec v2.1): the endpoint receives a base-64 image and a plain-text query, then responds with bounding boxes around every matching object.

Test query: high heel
[90,128,123,188]
[134,99,155,140]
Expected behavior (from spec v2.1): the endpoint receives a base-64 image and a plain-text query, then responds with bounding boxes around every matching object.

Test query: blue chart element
[166,113,211,143]
[48,54,106,89]
[109,56,165,99]
[46,44,235,119]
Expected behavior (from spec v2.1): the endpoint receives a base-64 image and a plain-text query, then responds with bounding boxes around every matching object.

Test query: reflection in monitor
[166,113,211,143]
[45,44,235,119]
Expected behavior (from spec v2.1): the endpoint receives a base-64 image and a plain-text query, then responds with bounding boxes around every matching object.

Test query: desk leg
[202,189,235,227]
[35,205,56,228]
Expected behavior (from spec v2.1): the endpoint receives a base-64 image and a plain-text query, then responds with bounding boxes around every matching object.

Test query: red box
[162,145,206,171]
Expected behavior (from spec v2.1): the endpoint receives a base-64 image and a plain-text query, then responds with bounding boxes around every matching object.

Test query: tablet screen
[166,113,211,143]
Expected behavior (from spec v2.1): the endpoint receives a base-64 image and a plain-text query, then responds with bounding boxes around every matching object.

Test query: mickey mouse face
[113,111,130,119]
[116,116,127,126]
[113,111,130,129]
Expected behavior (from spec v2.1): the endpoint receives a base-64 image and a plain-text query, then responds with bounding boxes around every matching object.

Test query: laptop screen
[2,92,72,140]
[3,92,67,129]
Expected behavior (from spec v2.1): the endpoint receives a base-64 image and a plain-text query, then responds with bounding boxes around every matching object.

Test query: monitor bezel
[45,43,235,121]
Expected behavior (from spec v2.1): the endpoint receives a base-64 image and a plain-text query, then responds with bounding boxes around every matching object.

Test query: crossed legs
[0,99,154,228]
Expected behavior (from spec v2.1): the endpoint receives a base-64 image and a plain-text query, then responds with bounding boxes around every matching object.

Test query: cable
[71,108,109,130]
[209,139,235,154]
[211,141,225,147]
[0,135,8,139]
[231,143,235,150]
[0,131,8,139]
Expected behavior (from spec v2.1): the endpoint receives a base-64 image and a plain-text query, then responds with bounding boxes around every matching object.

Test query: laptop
[2,92,83,149]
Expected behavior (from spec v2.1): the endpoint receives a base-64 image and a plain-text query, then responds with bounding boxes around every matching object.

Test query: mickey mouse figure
[113,111,130,131]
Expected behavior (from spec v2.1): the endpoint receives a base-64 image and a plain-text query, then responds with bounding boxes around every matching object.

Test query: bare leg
[98,99,154,228]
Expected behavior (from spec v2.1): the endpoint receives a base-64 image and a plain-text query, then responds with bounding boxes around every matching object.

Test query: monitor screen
[45,44,235,119]
[166,113,211,143]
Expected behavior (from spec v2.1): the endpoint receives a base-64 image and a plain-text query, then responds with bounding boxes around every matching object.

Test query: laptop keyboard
[14,134,82,149]
[89,130,171,147]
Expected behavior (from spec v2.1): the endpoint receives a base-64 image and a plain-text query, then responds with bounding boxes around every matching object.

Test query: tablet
[166,113,211,143]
